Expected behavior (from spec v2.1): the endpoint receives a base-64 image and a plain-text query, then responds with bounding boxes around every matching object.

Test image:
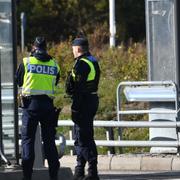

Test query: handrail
[2,81,180,157]
[0,149,11,165]
[4,120,180,128]
[3,119,180,155]
[114,81,180,153]
[60,140,180,147]
[57,120,180,128]
[116,81,178,121]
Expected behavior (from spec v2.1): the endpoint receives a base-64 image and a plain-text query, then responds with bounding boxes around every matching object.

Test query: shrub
[18,37,148,154]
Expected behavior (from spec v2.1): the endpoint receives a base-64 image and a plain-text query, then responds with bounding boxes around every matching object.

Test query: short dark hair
[72,38,88,45]
[33,36,47,49]
[79,45,89,53]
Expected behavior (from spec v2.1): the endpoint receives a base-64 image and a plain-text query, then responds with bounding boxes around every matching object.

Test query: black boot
[85,162,99,180]
[73,166,85,180]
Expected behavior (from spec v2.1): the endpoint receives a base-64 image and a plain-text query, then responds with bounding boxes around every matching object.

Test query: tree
[16,0,145,45]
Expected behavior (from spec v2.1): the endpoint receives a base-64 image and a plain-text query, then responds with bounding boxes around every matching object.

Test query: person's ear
[77,46,82,53]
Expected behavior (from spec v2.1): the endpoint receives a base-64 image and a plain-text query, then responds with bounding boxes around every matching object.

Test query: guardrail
[3,120,180,149]
[115,81,180,154]
[2,81,180,158]
[56,120,180,148]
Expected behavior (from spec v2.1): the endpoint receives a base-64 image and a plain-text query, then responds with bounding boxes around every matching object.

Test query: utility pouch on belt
[54,107,61,127]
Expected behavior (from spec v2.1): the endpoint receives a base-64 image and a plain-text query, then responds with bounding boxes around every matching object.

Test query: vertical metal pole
[175,0,180,88]
[69,129,73,156]
[34,125,44,168]
[145,0,152,81]
[0,49,3,165]
[175,0,180,154]
[108,127,115,154]
[109,0,116,47]
[12,0,19,165]
[0,49,10,166]
[106,130,110,155]
[20,12,25,52]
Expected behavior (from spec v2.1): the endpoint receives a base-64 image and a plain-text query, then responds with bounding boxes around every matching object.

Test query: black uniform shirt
[70,52,100,111]
[72,52,100,94]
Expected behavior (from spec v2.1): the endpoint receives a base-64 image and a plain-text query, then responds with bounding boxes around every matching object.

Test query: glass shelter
[0,0,18,163]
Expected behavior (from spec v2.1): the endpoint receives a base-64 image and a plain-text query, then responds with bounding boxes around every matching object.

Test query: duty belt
[23,95,53,100]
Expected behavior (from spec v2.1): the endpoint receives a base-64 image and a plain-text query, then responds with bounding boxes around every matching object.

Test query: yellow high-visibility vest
[22,56,60,97]
[72,58,96,81]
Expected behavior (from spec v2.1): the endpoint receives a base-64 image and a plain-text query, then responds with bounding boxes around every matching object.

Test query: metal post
[34,125,44,168]
[0,49,2,166]
[109,0,116,47]
[20,12,25,52]
[174,0,179,88]
[175,0,180,153]
[12,0,19,165]
[106,130,110,155]
[0,48,11,166]
[69,129,73,156]
[108,127,115,154]
[116,83,123,153]
[106,128,115,155]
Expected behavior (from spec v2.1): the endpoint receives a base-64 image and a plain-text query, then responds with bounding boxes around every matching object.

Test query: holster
[18,95,30,108]
[65,72,74,95]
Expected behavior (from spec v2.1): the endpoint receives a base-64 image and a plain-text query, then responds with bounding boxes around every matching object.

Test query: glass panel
[0,0,15,158]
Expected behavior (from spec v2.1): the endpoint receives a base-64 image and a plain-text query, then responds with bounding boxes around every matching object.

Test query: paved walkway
[2,154,180,180]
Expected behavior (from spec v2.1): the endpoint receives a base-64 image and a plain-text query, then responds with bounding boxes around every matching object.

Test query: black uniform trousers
[21,96,60,179]
[72,93,99,176]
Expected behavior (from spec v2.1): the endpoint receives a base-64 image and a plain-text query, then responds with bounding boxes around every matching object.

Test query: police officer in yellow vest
[66,37,100,180]
[16,37,60,180]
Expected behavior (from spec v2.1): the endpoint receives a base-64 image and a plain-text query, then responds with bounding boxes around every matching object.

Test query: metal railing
[116,81,178,119]
[2,81,180,157]
[3,119,180,148]
[115,81,180,153]
[55,120,180,148]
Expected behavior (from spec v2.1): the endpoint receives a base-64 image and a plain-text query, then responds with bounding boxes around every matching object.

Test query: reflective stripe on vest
[22,57,60,96]
[72,58,96,81]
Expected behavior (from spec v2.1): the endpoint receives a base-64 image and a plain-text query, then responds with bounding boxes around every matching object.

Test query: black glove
[65,71,74,95]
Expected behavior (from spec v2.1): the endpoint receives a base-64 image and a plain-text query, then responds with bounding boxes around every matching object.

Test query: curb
[58,154,180,171]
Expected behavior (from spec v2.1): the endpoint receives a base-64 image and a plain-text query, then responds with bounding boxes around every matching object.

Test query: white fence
[2,81,180,157]
[3,119,180,152]
[55,120,180,148]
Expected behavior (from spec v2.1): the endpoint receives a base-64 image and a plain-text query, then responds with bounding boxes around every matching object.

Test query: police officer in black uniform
[66,37,100,180]
[16,37,60,180]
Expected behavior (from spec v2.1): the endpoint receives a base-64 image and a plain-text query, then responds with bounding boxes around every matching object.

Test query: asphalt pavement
[99,171,180,180]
